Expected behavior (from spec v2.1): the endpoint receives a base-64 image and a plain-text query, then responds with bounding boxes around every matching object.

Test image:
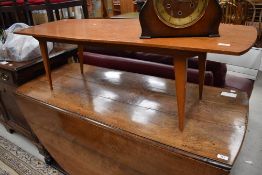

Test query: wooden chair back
[45,0,88,20]
[24,0,88,25]
[0,0,27,28]
[220,0,256,25]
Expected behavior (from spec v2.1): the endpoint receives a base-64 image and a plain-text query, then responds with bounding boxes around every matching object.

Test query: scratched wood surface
[16,19,256,55]
[16,63,248,173]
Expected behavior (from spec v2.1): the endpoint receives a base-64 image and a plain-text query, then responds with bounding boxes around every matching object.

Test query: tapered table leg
[78,45,84,74]
[174,56,188,131]
[198,53,207,100]
[39,40,53,90]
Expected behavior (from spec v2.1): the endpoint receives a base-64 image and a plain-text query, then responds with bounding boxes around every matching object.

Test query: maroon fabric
[0,2,13,5]
[125,51,227,87]
[225,74,254,98]
[0,0,66,5]
[188,57,227,87]
[27,0,66,5]
[82,50,254,98]
[0,0,24,6]
[133,52,173,65]
[84,46,136,58]
[83,52,214,86]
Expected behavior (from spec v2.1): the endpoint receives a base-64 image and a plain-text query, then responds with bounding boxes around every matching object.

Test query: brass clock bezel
[153,0,209,29]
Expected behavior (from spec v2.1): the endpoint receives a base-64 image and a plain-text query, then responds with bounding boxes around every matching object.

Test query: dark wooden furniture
[103,0,138,18]
[0,0,27,28]
[108,0,135,17]
[16,63,249,175]
[46,0,88,21]
[16,19,256,131]
[24,0,88,25]
[112,0,121,15]
[0,0,89,27]
[220,0,256,25]
[0,43,76,153]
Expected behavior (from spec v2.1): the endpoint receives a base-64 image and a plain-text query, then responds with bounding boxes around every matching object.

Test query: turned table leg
[39,40,53,90]
[198,53,207,100]
[78,45,84,74]
[174,56,188,131]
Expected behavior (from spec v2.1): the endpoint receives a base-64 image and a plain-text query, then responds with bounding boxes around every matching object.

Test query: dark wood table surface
[16,63,249,175]
[15,19,257,131]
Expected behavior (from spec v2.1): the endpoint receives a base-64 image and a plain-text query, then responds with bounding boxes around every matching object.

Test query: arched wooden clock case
[139,0,222,38]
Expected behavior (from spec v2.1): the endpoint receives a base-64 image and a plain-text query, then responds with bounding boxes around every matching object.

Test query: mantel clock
[139,0,222,38]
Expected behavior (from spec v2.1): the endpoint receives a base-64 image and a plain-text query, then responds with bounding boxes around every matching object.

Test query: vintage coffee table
[16,19,256,131]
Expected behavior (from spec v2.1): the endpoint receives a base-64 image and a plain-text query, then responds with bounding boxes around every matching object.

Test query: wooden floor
[16,63,248,175]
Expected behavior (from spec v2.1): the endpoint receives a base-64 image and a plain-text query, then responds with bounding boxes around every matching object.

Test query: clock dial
[154,0,209,28]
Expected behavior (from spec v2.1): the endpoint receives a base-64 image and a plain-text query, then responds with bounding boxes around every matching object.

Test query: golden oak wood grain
[120,0,135,14]
[16,98,230,175]
[16,19,256,55]
[173,55,188,131]
[39,40,53,90]
[16,64,248,173]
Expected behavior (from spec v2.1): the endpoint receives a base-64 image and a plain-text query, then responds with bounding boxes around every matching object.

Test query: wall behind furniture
[208,47,262,79]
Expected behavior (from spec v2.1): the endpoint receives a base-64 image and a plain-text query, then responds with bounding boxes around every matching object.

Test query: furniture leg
[78,45,84,74]
[24,9,33,26]
[4,124,15,134]
[39,40,53,90]
[174,56,188,131]
[82,0,89,18]
[101,0,108,18]
[198,53,207,100]
[0,13,5,29]
[46,8,55,22]
[55,9,60,20]
[259,9,262,39]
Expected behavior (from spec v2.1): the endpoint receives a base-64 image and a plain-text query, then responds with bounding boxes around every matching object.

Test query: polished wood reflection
[16,64,248,175]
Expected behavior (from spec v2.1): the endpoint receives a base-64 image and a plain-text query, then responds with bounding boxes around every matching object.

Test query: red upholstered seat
[82,47,254,98]
[1,0,88,27]
[0,2,12,6]
[28,0,69,5]
[27,0,44,4]
[0,0,24,6]
[0,0,69,6]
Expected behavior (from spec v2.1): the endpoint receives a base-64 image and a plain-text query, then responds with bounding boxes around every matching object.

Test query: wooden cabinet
[0,44,76,154]
[102,0,139,17]
[111,0,136,15]
[120,0,135,13]
[112,0,121,15]
[0,83,32,131]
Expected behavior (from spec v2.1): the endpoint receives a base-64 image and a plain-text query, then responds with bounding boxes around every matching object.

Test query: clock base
[209,34,220,37]
[140,36,152,39]
[140,34,221,39]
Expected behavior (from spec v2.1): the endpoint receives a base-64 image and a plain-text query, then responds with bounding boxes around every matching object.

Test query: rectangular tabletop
[16,64,248,170]
[16,19,257,55]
